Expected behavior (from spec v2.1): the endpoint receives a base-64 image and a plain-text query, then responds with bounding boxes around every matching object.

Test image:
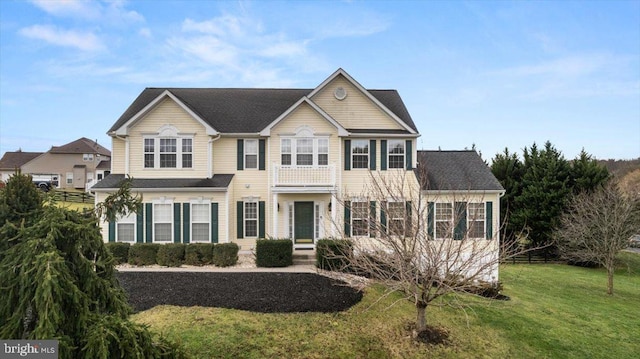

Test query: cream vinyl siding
[211,137,238,173]
[127,98,209,178]
[311,76,405,131]
[269,103,340,168]
[111,138,126,173]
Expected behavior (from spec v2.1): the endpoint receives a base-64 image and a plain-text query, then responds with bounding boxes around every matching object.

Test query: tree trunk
[607,265,614,295]
[415,302,427,333]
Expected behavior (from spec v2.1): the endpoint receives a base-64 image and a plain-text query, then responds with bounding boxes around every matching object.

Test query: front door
[294,202,314,244]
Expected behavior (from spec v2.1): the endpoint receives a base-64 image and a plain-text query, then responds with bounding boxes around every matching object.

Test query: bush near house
[316,239,353,271]
[157,244,186,267]
[128,243,161,266]
[256,239,292,267]
[212,243,239,267]
[185,243,215,265]
[105,242,131,265]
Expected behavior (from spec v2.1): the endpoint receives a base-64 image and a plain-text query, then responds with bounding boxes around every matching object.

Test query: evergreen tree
[511,142,571,247]
[570,149,610,194]
[0,173,186,358]
[490,148,523,244]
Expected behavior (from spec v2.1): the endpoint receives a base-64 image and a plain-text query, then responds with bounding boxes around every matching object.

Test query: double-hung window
[351,201,369,236]
[435,203,453,239]
[144,137,193,169]
[116,212,136,242]
[244,201,258,237]
[153,203,173,242]
[351,140,369,169]
[83,153,94,162]
[468,203,485,239]
[191,203,210,242]
[388,140,405,169]
[244,139,258,169]
[281,138,329,166]
[388,201,406,235]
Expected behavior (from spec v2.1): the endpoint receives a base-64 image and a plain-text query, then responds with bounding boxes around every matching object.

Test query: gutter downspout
[208,135,221,178]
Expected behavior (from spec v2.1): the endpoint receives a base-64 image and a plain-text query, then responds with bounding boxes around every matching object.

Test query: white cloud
[138,27,152,38]
[28,0,144,24]
[19,25,105,52]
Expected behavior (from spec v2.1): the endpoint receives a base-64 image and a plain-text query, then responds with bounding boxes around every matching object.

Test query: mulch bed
[116,272,363,313]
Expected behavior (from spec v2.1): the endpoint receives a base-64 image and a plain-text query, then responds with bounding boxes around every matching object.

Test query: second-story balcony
[273,164,336,187]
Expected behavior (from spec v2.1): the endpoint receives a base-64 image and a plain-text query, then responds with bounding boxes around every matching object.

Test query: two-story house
[92,69,503,277]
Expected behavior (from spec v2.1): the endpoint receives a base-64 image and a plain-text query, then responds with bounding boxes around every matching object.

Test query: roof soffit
[113,90,219,136]
[307,68,416,134]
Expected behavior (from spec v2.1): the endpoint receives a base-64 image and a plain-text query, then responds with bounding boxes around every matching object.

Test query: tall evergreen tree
[570,149,610,194]
[0,173,185,358]
[490,148,523,244]
[511,142,571,247]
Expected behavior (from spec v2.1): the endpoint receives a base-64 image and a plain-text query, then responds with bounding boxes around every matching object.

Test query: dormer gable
[259,97,349,137]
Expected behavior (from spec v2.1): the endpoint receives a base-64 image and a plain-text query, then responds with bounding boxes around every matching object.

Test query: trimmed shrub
[256,239,292,267]
[185,243,214,265]
[316,239,353,271]
[157,243,186,267]
[212,243,239,267]
[105,242,131,265]
[128,243,160,266]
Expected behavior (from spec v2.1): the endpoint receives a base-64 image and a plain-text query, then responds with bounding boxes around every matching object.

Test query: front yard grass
[132,252,640,358]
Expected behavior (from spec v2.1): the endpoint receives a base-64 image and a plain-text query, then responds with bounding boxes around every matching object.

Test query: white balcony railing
[273,165,336,187]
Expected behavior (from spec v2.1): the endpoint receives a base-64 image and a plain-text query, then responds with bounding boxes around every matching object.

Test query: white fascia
[112,90,219,136]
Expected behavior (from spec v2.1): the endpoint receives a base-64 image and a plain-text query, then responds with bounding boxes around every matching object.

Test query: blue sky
[1,0,639,161]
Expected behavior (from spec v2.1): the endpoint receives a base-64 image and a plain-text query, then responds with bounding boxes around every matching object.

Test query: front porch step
[293,252,316,266]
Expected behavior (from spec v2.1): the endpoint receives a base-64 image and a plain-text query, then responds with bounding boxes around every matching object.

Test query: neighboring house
[21,137,111,191]
[92,69,503,278]
[0,150,43,182]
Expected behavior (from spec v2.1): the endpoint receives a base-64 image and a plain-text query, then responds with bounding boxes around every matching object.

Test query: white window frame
[182,138,193,168]
[86,172,94,184]
[435,202,453,239]
[244,139,258,169]
[143,136,194,169]
[83,153,94,162]
[388,139,405,169]
[351,139,369,169]
[467,202,485,239]
[281,137,330,167]
[244,201,258,238]
[191,201,210,243]
[116,212,136,243]
[351,200,369,237]
[66,172,73,185]
[153,200,173,243]
[387,200,406,236]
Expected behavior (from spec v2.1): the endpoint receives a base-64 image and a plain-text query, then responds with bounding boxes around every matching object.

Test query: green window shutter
[145,203,153,243]
[237,139,244,170]
[173,203,181,243]
[236,201,244,239]
[380,201,387,234]
[381,140,387,170]
[211,203,219,243]
[136,209,144,243]
[486,201,493,240]
[454,202,467,240]
[405,140,413,170]
[427,202,434,239]
[344,140,351,170]
[369,201,376,237]
[369,140,376,170]
[183,203,190,244]
[258,139,266,171]
[405,201,412,235]
[344,201,351,237]
[108,221,115,242]
[259,201,265,238]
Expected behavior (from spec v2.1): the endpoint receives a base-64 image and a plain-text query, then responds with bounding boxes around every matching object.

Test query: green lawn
[133,252,640,359]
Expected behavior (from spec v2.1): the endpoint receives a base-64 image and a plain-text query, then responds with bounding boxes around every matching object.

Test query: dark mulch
[116,272,363,313]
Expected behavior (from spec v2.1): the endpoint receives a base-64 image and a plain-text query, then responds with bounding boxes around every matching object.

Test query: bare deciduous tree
[329,169,527,339]
[555,182,640,295]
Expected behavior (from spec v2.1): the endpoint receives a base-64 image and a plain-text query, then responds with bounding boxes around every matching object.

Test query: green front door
[294,202,314,244]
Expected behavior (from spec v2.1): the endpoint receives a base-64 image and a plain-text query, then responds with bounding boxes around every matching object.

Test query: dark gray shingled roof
[50,137,111,156]
[108,88,417,134]
[0,151,42,170]
[416,150,504,191]
[92,174,234,190]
